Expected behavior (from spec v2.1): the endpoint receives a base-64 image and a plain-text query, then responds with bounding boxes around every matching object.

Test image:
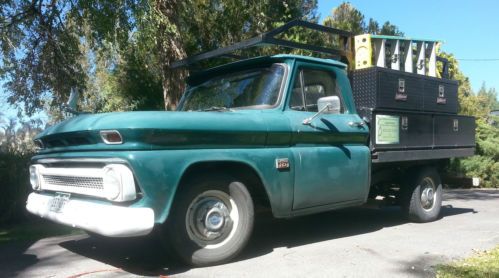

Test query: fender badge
[275,158,290,170]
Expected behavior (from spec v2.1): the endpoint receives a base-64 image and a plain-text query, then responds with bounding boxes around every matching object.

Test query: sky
[317,0,499,93]
[1,0,498,122]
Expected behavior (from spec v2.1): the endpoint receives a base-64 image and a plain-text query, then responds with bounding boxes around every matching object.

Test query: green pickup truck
[26,21,475,266]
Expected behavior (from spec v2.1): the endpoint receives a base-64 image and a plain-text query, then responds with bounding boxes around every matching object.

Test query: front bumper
[26,192,154,237]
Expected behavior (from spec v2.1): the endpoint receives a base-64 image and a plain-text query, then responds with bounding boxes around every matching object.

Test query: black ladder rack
[170,20,354,69]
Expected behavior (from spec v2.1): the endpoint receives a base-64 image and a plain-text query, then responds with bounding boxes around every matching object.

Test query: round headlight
[103,166,122,200]
[29,165,40,190]
[34,139,44,150]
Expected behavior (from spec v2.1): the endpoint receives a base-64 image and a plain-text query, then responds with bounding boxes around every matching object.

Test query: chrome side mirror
[302,96,341,125]
[318,96,341,114]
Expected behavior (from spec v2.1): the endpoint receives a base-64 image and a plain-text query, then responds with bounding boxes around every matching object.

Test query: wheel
[164,174,254,266]
[401,167,442,223]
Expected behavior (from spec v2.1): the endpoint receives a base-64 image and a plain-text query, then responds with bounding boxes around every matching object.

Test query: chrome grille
[42,175,104,190]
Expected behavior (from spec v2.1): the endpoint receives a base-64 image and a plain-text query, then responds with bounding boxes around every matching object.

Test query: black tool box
[369,110,475,151]
[364,110,475,162]
[351,67,459,117]
[350,66,473,162]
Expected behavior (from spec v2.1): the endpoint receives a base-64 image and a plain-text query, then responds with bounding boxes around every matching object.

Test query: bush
[0,152,33,224]
[449,117,499,188]
[0,115,42,224]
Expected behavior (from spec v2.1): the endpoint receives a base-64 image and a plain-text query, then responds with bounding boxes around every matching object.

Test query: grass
[436,246,499,278]
[0,218,82,244]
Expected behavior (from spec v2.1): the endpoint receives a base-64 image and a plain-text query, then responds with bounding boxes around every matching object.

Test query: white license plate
[49,192,71,213]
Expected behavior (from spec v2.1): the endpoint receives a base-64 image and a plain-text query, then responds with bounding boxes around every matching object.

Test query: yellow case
[354,34,372,69]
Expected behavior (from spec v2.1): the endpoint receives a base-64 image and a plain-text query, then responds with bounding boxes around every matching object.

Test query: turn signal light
[100,130,123,144]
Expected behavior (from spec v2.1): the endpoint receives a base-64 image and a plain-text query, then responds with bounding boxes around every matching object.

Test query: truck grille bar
[36,166,107,198]
[41,175,104,190]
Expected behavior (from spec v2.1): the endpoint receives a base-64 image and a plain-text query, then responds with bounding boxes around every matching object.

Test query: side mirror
[318,96,341,114]
[302,96,341,125]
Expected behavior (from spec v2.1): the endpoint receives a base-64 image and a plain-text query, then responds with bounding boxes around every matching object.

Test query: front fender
[32,148,295,223]
[131,148,296,223]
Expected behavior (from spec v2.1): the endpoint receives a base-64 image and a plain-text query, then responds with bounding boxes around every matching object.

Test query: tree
[0,0,144,115]
[440,52,499,187]
[0,0,319,114]
[367,18,379,34]
[323,2,365,35]
[322,2,404,37]
[379,21,404,36]
[137,0,319,110]
[0,0,87,115]
[365,18,404,36]
[477,83,499,111]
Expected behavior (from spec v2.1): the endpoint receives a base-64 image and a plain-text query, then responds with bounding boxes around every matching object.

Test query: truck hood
[35,111,272,153]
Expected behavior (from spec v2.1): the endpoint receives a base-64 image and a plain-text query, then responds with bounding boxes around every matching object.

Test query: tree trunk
[162,65,187,111]
[156,0,187,111]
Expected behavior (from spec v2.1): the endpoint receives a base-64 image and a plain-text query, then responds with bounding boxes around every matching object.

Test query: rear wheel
[401,167,442,223]
[164,175,254,266]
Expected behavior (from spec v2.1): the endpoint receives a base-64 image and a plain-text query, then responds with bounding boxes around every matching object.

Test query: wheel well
[178,161,271,210]
[370,161,444,199]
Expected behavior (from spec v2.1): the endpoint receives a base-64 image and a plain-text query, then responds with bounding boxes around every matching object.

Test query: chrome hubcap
[186,190,236,246]
[420,177,436,210]
[204,205,228,232]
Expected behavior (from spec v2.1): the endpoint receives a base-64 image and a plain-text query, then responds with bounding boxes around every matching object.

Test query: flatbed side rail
[372,147,475,163]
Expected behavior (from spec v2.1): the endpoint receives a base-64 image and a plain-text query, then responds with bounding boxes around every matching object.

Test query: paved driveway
[1,189,499,278]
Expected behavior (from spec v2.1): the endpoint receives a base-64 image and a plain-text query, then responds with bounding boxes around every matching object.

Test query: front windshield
[179,64,285,111]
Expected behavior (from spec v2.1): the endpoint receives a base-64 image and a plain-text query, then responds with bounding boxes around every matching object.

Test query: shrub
[0,152,32,224]
[0,116,41,224]
[450,116,499,188]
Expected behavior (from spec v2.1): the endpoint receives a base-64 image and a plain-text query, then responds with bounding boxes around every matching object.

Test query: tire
[85,231,108,240]
[401,167,442,223]
[164,174,254,267]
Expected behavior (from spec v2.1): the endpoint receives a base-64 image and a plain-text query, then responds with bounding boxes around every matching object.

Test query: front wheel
[401,167,443,223]
[164,175,254,266]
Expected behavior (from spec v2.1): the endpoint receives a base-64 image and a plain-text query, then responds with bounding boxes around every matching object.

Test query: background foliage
[0,113,43,224]
[0,0,498,224]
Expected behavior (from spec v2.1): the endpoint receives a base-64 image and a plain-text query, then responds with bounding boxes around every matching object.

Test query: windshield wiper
[200,106,234,112]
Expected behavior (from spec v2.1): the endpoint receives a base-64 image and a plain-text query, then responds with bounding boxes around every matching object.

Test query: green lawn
[437,246,499,278]
[0,219,82,243]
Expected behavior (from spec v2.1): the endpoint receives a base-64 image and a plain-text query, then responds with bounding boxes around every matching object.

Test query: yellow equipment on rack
[354,34,442,78]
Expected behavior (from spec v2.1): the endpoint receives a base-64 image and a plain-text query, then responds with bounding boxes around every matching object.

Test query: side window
[289,68,345,113]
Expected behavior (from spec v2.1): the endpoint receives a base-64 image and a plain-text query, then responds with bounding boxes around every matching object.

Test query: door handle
[348,121,365,127]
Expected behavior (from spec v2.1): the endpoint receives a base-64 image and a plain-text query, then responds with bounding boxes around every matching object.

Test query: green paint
[31,54,371,223]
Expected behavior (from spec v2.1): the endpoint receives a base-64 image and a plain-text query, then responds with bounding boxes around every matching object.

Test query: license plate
[49,192,71,213]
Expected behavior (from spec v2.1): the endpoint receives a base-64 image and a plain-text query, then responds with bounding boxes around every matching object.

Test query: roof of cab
[272,54,347,68]
[187,54,346,85]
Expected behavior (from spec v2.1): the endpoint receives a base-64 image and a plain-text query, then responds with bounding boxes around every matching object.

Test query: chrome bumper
[26,192,154,237]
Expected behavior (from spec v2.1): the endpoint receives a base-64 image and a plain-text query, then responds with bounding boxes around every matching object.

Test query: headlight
[102,164,136,201]
[29,165,41,190]
[103,167,121,200]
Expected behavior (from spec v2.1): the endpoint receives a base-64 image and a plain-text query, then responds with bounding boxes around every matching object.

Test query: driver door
[285,63,370,210]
